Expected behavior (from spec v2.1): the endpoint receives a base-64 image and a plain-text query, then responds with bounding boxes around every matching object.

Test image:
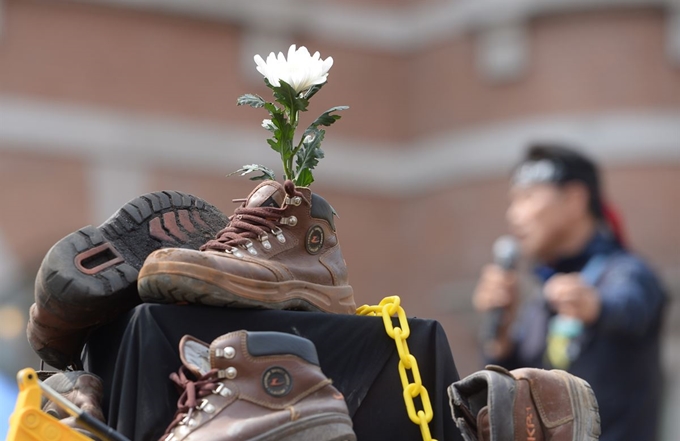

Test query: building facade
[0,0,678,436]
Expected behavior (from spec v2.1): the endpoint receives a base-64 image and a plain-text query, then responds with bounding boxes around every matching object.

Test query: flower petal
[322,56,334,74]
[252,44,333,93]
[287,44,297,61]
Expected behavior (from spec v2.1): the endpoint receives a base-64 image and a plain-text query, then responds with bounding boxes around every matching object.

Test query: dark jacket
[492,231,667,441]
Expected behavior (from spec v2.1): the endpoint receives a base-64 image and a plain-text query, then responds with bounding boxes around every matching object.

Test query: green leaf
[236,94,265,108]
[308,106,348,130]
[266,138,281,153]
[264,102,280,116]
[295,168,314,187]
[269,108,287,129]
[271,80,309,113]
[302,83,324,101]
[261,119,276,133]
[227,164,276,181]
[265,109,293,155]
[295,128,326,174]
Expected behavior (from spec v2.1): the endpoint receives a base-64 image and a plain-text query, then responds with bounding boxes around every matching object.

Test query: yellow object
[546,334,571,370]
[6,368,92,441]
[356,296,438,441]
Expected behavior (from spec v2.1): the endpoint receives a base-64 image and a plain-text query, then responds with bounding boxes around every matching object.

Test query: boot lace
[201,181,301,253]
[162,366,221,437]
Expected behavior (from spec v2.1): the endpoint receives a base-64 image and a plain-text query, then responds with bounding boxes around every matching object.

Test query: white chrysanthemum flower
[254,45,334,94]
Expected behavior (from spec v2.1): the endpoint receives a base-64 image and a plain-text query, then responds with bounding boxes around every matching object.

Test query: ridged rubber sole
[138,260,356,315]
[37,191,228,317]
[251,413,355,441]
[30,191,228,368]
[557,370,602,441]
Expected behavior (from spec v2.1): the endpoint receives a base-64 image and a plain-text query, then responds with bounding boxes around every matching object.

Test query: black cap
[513,143,604,219]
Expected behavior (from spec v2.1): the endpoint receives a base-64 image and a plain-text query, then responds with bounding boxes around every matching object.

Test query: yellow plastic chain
[356,296,437,441]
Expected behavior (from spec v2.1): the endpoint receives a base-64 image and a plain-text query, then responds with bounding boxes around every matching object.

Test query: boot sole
[555,370,602,441]
[251,413,356,441]
[138,261,356,314]
[31,191,228,368]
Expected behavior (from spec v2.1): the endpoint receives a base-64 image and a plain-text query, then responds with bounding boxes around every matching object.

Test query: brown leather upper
[164,331,352,441]
[449,365,600,441]
[41,371,106,423]
[139,181,355,316]
[27,302,91,370]
[146,182,349,288]
[511,368,575,441]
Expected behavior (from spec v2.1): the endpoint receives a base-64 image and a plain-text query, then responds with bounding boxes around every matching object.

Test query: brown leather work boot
[162,330,356,441]
[138,180,355,314]
[447,365,600,441]
[41,371,106,440]
[28,191,229,369]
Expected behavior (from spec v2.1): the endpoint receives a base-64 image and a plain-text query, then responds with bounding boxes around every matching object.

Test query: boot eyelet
[258,234,272,250]
[177,426,191,436]
[213,383,233,397]
[281,216,297,227]
[230,248,244,258]
[219,367,237,379]
[216,347,235,359]
[198,399,215,414]
[244,241,258,255]
[271,228,286,244]
[284,196,302,206]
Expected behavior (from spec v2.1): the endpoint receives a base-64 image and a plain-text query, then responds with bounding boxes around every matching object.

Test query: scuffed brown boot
[162,330,355,441]
[41,371,106,440]
[447,365,600,441]
[27,191,228,369]
[138,180,355,314]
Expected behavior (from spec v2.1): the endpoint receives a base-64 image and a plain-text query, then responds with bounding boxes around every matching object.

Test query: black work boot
[162,330,356,441]
[27,191,228,369]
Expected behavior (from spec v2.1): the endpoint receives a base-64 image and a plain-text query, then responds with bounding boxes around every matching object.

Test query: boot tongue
[245,181,286,208]
[179,335,211,377]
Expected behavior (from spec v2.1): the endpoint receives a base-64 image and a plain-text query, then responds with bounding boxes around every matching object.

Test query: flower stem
[286,109,299,180]
[290,137,305,166]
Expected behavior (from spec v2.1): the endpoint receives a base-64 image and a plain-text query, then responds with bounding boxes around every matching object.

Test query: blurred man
[473,144,666,441]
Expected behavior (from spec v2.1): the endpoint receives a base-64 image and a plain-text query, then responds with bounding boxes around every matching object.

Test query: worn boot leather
[138,180,355,314]
[162,330,355,441]
[27,191,228,369]
[447,365,601,441]
[41,371,106,440]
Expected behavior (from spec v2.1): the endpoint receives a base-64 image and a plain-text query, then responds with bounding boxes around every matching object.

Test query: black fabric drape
[84,304,463,441]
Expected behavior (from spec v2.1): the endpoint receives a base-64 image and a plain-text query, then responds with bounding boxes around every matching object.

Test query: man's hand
[473,264,519,312]
[473,265,520,359]
[544,273,602,325]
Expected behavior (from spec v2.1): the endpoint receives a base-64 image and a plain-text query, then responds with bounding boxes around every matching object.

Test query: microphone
[481,236,520,343]
[493,235,520,272]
